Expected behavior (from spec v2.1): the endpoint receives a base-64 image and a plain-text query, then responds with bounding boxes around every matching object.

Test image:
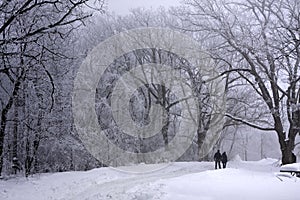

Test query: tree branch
[225,113,275,131]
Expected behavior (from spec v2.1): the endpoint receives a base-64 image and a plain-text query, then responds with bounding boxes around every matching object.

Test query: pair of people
[214,150,227,169]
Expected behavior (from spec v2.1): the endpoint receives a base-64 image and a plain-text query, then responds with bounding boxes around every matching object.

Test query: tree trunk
[0,80,21,176]
[162,110,170,147]
[0,116,6,177]
[260,133,264,159]
[197,129,207,161]
[244,132,248,161]
[281,147,293,165]
[25,136,31,177]
[12,102,18,159]
[279,128,297,165]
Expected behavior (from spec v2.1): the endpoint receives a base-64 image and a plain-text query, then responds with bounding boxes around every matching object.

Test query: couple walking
[214,150,227,169]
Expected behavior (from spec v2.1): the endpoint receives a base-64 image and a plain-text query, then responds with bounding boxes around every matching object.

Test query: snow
[1,159,299,200]
[280,163,300,172]
[230,154,243,162]
[163,168,298,200]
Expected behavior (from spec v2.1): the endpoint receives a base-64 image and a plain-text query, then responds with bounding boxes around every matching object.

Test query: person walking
[214,150,222,169]
[221,152,228,169]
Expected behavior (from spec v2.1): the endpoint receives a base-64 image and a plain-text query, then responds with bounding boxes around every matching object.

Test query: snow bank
[280,163,300,172]
[1,159,299,200]
[0,168,130,200]
[161,168,300,200]
[231,154,243,162]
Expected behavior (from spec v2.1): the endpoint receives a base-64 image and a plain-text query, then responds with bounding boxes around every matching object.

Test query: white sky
[106,0,182,15]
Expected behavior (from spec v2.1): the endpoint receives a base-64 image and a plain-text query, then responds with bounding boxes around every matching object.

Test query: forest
[0,0,299,177]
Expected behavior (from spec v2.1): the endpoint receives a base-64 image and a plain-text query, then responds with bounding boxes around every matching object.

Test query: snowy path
[65,162,214,200]
[0,162,214,200]
[1,159,300,200]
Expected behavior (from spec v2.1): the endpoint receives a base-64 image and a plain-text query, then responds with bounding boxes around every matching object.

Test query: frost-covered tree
[0,0,104,176]
[77,9,215,163]
[175,0,300,164]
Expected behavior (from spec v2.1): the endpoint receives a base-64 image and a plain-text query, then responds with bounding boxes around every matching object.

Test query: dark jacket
[221,152,227,163]
[214,151,222,161]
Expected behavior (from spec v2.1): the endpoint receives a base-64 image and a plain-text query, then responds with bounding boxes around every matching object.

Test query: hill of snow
[1,159,299,200]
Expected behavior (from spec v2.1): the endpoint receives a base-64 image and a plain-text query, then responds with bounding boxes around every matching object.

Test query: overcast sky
[106,0,181,15]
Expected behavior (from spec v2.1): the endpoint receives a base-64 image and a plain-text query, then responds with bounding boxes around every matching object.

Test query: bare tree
[0,0,104,176]
[79,10,217,163]
[175,0,300,164]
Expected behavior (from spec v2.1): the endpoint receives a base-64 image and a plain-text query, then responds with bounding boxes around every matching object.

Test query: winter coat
[214,151,222,161]
[221,153,228,163]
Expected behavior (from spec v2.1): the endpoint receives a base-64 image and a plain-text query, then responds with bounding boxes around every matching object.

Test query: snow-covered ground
[1,158,299,200]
